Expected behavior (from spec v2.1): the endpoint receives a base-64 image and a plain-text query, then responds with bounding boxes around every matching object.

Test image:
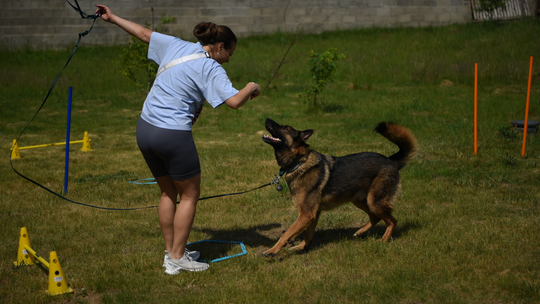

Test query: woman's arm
[95,5,152,44]
[225,82,261,109]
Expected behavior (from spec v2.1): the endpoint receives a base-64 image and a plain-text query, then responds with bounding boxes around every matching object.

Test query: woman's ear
[217,42,225,54]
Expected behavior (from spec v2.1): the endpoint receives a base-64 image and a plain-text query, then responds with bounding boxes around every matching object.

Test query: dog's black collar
[278,155,304,176]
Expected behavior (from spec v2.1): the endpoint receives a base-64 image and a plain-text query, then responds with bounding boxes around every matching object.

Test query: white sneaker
[163,249,200,267]
[165,253,209,274]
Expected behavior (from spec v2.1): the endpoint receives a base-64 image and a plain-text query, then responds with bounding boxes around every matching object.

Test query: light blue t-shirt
[140,32,239,131]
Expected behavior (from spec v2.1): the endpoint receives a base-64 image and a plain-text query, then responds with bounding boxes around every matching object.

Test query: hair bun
[193,22,237,49]
[193,22,218,45]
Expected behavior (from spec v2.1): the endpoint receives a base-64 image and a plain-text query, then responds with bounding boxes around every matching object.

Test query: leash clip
[271,174,283,191]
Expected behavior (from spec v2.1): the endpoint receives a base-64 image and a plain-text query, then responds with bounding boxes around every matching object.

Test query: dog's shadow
[192,219,421,258]
[301,219,422,254]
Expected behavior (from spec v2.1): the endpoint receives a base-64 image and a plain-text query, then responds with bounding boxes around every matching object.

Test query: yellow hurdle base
[46,251,73,296]
[10,131,92,160]
[14,228,74,296]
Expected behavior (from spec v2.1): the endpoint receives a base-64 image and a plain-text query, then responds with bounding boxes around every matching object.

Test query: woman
[95,5,261,274]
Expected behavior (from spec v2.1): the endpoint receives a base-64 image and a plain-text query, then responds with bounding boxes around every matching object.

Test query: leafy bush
[117,15,176,93]
[304,48,345,109]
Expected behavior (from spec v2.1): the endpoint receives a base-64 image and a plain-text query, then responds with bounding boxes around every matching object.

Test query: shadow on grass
[193,223,282,246]
[192,219,422,258]
[306,218,422,253]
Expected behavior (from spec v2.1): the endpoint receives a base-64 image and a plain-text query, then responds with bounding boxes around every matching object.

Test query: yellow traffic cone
[11,139,21,160]
[47,251,73,296]
[81,131,92,151]
[13,227,35,266]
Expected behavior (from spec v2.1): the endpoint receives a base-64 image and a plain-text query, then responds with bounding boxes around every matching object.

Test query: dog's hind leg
[367,202,398,242]
[292,210,321,252]
[365,176,400,242]
[354,214,381,238]
[262,211,316,257]
[351,199,381,238]
[372,192,399,242]
[378,213,397,242]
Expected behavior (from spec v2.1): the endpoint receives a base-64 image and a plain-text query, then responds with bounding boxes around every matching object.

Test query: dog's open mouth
[263,134,282,144]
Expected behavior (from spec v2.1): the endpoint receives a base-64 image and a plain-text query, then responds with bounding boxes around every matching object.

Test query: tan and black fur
[261,118,417,257]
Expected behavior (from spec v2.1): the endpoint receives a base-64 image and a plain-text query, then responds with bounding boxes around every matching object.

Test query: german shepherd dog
[261,118,417,257]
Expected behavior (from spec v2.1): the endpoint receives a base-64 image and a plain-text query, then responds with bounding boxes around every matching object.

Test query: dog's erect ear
[301,129,314,142]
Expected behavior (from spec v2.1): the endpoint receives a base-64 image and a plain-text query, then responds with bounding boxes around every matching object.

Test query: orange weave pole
[474,63,478,155]
[522,56,534,157]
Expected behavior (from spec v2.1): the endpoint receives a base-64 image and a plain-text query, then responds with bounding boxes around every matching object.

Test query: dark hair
[193,22,237,50]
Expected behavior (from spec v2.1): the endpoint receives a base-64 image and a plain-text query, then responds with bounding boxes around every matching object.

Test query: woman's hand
[249,82,261,99]
[95,5,114,23]
[225,82,261,109]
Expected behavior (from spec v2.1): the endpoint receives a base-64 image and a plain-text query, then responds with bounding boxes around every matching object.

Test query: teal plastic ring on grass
[128,178,157,185]
[187,240,247,263]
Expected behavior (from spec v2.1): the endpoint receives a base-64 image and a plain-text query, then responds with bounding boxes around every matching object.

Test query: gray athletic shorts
[136,117,201,181]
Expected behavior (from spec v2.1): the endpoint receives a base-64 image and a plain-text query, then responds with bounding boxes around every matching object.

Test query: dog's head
[263,118,314,167]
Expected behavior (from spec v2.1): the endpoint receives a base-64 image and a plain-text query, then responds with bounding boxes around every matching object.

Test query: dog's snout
[266,118,277,126]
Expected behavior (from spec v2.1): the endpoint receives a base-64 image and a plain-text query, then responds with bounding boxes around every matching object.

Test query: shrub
[304,48,345,109]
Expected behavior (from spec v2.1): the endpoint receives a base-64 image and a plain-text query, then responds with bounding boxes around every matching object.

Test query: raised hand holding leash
[10,0,285,211]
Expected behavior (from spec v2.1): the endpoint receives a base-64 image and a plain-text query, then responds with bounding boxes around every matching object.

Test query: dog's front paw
[353,232,366,239]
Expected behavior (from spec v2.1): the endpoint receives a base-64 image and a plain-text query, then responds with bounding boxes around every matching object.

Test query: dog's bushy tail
[374,122,417,170]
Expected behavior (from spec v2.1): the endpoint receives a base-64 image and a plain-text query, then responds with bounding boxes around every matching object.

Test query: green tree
[304,48,345,109]
[118,14,176,93]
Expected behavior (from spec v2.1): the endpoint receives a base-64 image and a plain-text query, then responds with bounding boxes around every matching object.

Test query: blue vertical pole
[64,87,73,194]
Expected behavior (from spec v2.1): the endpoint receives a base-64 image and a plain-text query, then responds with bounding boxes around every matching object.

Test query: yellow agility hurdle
[11,131,92,160]
[13,227,74,296]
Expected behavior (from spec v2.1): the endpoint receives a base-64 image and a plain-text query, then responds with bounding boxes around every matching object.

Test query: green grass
[1,19,540,303]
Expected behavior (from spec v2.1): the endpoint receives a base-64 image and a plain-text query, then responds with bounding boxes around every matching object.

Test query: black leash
[199,175,282,201]
[9,0,284,211]
[65,0,99,20]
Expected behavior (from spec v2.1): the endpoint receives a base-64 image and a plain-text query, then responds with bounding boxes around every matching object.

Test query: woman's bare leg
[155,175,178,254]
[155,174,201,260]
